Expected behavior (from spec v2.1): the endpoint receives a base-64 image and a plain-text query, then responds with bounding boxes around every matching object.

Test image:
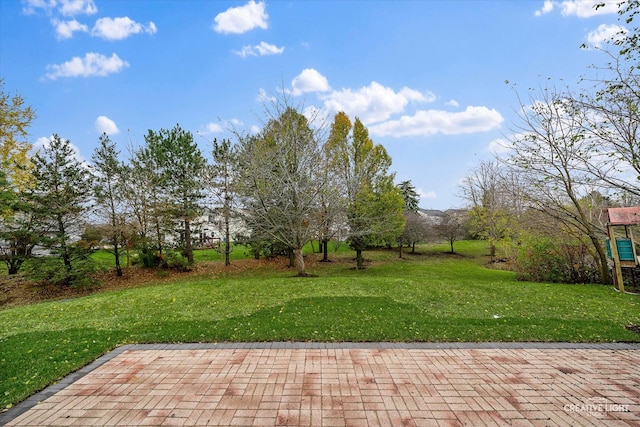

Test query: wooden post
[608,224,625,293]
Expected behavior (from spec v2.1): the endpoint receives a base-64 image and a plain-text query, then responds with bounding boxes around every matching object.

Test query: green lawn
[1,240,639,409]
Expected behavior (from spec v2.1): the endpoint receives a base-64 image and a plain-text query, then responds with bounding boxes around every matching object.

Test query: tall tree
[144,125,206,265]
[396,180,420,258]
[209,138,238,266]
[237,105,326,276]
[0,79,35,190]
[398,180,420,212]
[326,112,405,269]
[460,159,521,260]
[91,133,125,276]
[125,142,166,264]
[31,135,94,285]
[504,88,611,285]
[317,139,345,262]
[0,169,38,274]
[0,81,37,274]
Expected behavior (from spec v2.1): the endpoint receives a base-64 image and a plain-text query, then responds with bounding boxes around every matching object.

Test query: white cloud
[33,135,86,163]
[213,0,268,34]
[92,17,157,40]
[587,23,627,48]
[33,136,52,152]
[206,122,223,133]
[257,88,276,103]
[418,188,437,201]
[200,119,245,135]
[368,106,504,137]
[320,81,435,125]
[291,68,330,96]
[446,99,460,107]
[45,52,129,79]
[22,0,55,15]
[23,0,96,16]
[535,0,555,16]
[535,0,618,18]
[58,0,96,16]
[234,41,284,58]
[52,18,88,39]
[487,138,512,154]
[95,116,119,135]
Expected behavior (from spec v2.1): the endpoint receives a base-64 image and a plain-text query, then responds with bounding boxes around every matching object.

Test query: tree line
[461,1,640,285]
[3,93,459,284]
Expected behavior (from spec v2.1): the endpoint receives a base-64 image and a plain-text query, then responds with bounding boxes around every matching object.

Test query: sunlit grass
[1,240,639,409]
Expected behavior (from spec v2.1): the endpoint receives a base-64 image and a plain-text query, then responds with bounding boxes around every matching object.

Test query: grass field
[1,240,639,409]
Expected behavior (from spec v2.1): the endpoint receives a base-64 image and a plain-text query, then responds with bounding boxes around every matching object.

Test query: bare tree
[434,210,466,254]
[460,159,523,260]
[237,100,328,276]
[399,211,431,255]
[503,87,611,284]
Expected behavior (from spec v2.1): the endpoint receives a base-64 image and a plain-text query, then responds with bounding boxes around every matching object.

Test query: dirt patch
[625,324,640,334]
[0,253,352,309]
[0,258,266,309]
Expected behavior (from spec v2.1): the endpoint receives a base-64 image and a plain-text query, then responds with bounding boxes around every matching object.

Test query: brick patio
[2,343,639,426]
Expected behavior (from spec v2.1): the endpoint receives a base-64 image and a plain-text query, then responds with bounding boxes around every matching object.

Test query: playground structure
[197,236,234,254]
[606,207,640,293]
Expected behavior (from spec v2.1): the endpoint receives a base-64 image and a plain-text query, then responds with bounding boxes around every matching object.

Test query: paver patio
[1,343,639,426]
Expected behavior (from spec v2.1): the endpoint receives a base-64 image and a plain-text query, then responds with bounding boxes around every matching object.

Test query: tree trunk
[489,240,496,262]
[184,217,194,264]
[322,239,329,262]
[224,211,231,266]
[288,248,295,267]
[7,259,21,275]
[398,242,403,258]
[355,248,364,269]
[294,247,306,276]
[113,240,123,277]
[589,235,611,285]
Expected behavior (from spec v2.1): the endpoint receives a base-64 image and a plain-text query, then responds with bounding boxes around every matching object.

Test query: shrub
[25,255,99,287]
[515,235,600,284]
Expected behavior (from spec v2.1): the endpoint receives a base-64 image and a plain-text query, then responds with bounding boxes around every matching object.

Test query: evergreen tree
[398,180,420,212]
[30,135,94,285]
[143,125,206,265]
[92,133,125,276]
[210,138,238,266]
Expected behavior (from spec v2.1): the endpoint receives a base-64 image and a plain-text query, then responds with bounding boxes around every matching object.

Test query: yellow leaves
[0,80,35,191]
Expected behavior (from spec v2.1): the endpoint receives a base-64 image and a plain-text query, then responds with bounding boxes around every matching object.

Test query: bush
[25,256,99,287]
[515,235,600,284]
[164,251,190,272]
[133,248,191,271]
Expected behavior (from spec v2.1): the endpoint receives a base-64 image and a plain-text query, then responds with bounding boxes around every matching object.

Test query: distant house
[417,208,445,225]
[171,208,247,248]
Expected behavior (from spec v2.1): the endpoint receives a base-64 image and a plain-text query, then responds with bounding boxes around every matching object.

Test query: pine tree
[31,135,94,285]
[92,134,125,276]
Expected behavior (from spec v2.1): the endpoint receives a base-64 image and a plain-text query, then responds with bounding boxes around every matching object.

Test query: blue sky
[0,0,626,209]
